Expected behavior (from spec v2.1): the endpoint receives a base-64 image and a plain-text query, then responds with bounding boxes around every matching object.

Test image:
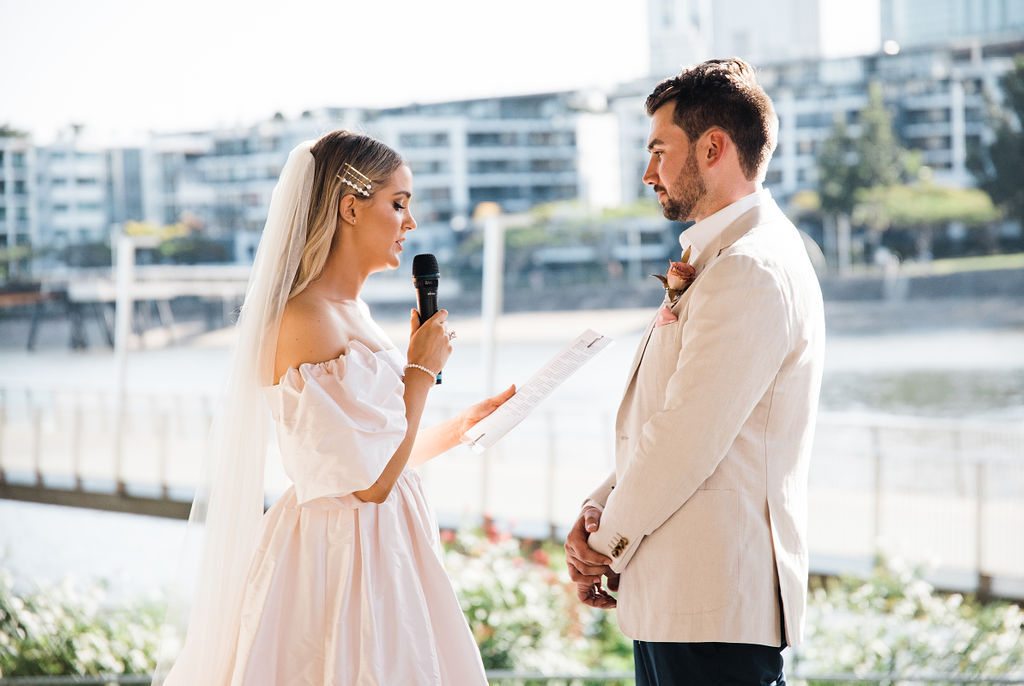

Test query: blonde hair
[289,130,404,297]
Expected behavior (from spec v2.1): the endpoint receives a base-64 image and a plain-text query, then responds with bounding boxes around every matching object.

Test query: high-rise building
[34,128,108,248]
[648,0,826,75]
[647,0,714,75]
[881,0,1024,49]
[0,135,36,278]
[711,0,824,64]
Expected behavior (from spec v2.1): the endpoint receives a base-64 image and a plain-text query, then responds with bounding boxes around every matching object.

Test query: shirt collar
[678,188,772,260]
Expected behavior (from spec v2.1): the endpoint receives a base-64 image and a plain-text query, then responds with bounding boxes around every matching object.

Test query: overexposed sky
[1,0,878,144]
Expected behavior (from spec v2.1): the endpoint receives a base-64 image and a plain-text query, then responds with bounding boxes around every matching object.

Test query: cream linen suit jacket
[587,196,824,647]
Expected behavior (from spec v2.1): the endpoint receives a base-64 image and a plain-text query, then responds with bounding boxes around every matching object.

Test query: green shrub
[0,570,162,676]
[1,537,1021,681]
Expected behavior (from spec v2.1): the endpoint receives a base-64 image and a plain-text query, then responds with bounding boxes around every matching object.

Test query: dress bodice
[263,339,408,505]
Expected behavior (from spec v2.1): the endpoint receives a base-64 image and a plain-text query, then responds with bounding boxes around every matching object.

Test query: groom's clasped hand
[564,505,618,609]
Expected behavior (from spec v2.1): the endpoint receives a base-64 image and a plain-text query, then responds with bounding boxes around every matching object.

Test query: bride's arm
[353,309,452,503]
[409,385,516,467]
[353,370,436,502]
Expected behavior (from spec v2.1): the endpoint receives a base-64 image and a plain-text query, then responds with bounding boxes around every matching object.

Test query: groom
[565,58,825,684]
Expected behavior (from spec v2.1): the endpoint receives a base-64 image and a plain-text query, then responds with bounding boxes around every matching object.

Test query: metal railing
[1,384,1023,598]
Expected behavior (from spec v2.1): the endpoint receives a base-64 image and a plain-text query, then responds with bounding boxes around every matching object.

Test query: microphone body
[412,254,442,385]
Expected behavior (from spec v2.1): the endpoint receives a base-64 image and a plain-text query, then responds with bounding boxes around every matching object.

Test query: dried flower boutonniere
[652,246,696,305]
[652,246,696,327]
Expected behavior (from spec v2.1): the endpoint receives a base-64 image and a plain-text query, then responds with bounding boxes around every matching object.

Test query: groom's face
[643,102,707,223]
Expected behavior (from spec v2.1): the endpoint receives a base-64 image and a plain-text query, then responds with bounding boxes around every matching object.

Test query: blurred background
[1,0,1023,682]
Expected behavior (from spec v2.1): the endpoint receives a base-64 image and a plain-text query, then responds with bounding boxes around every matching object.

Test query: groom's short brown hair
[646,58,778,181]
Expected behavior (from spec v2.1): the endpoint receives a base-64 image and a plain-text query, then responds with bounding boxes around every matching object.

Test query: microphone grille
[412,253,440,278]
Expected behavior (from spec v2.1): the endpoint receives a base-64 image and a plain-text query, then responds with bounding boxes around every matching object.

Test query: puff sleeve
[264,341,408,505]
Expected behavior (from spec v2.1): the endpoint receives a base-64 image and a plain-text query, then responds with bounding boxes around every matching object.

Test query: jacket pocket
[648,488,740,614]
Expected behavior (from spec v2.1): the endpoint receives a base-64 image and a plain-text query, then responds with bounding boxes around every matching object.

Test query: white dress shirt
[678,188,772,263]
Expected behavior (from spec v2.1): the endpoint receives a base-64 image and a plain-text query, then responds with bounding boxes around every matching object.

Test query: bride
[157,130,514,685]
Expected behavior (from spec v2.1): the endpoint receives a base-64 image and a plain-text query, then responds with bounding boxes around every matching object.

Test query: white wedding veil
[154,141,315,685]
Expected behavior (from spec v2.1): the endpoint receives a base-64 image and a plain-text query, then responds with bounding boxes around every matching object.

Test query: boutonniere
[651,246,696,306]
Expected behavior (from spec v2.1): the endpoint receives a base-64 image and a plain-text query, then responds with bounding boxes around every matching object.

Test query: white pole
[479,215,504,520]
[113,234,134,493]
[480,216,504,396]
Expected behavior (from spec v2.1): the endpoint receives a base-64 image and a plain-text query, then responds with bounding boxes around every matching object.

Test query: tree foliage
[817,81,917,218]
[970,55,1024,225]
[0,124,29,138]
[854,184,999,229]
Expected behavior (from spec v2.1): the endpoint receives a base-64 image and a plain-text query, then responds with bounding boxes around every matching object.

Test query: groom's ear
[701,128,733,173]
[338,194,358,225]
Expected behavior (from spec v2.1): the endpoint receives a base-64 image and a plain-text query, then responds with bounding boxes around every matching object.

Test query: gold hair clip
[337,163,372,197]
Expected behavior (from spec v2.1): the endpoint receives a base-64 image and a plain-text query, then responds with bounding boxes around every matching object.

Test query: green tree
[817,82,925,268]
[853,183,1000,258]
[851,82,914,189]
[0,123,29,138]
[969,55,1024,228]
[816,82,917,271]
[816,118,857,218]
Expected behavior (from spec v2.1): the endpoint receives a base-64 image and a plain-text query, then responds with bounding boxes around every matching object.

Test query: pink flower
[651,245,695,306]
[655,302,678,327]
[531,548,550,566]
[666,260,696,291]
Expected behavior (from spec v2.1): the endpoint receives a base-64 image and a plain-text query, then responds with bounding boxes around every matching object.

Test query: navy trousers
[633,640,786,686]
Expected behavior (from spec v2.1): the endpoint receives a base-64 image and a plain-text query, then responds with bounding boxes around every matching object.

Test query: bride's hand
[407,309,452,376]
[457,385,516,436]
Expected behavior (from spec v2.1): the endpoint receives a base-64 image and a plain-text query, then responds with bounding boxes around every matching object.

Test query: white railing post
[975,459,989,597]
[113,234,136,495]
[545,411,558,539]
[871,424,883,563]
[71,393,83,490]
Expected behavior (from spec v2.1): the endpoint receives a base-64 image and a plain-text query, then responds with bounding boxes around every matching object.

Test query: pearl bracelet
[404,363,438,380]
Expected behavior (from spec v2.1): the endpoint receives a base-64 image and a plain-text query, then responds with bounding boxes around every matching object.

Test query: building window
[421,187,451,202]
[469,159,521,173]
[12,153,25,168]
[529,159,571,172]
[14,180,26,194]
[76,177,99,186]
[796,112,830,128]
[408,160,449,174]
[468,132,519,147]
[399,132,449,148]
[527,132,558,146]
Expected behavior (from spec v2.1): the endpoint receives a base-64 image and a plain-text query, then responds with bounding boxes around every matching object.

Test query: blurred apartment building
[139,93,622,267]
[881,0,1024,49]
[1,0,1021,275]
[0,138,35,265]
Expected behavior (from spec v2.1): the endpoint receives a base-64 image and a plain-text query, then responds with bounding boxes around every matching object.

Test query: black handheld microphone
[411,253,442,385]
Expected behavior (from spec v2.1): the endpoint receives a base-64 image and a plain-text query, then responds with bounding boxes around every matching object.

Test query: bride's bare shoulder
[274,292,349,381]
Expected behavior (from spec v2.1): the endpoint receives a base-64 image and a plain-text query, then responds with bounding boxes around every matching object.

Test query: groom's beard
[660,153,706,222]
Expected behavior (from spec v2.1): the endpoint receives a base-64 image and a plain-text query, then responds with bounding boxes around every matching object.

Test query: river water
[1,306,1022,600]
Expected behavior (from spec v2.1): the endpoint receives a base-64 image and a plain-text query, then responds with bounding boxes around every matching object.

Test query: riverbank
[2,286,1023,354]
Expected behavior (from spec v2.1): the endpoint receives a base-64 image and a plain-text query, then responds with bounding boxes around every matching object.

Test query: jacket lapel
[618,197,784,400]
